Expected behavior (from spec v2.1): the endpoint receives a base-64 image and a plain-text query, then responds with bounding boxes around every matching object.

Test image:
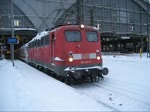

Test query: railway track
[72,83,119,111]
[72,78,150,111]
[95,78,150,106]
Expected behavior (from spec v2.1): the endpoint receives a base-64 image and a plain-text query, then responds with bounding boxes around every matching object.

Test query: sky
[0,53,150,111]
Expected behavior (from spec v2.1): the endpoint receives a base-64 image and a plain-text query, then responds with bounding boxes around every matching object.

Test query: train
[17,24,108,84]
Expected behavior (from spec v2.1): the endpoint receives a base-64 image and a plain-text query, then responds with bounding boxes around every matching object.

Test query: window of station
[14,19,21,27]
[95,8,103,20]
[126,43,133,49]
[134,13,141,24]
[103,44,115,51]
[128,12,135,23]
[104,9,111,21]
[103,0,111,7]
[111,0,119,9]
[134,4,141,12]
[127,0,134,11]
[112,10,119,22]
[118,44,124,50]
[120,11,127,23]
[93,0,103,7]
[119,0,127,10]
[141,13,147,25]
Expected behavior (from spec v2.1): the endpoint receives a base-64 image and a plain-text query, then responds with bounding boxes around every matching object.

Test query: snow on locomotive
[18,24,108,84]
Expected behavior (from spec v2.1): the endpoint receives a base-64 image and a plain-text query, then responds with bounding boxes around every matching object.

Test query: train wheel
[89,74,93,83]
[93,75,97,82]
[96,75,100,82]
[59,76,65,82]
[44,68,48,74]
[65,75,73,85]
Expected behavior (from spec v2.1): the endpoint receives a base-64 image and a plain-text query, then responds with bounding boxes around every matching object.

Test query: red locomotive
[18,24,108,84]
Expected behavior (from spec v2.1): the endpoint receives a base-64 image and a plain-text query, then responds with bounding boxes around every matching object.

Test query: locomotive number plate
[81,60,91,64]
[82,53,89,59]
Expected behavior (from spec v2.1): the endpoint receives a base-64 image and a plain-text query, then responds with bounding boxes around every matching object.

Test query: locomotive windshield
[86,31,98,42]
[65,31,81,42]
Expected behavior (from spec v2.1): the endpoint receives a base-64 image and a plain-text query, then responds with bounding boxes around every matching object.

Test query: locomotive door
[50,33,55,63]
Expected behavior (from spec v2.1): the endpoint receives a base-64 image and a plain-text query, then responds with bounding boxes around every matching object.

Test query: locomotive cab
[54,24,108,83]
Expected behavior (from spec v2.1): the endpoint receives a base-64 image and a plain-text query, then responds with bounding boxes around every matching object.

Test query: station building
[0,0,150,53]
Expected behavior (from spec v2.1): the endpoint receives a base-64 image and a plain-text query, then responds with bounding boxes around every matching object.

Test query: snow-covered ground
[0,53,150,111]
[0,59,112,111]
[72,53,150,111]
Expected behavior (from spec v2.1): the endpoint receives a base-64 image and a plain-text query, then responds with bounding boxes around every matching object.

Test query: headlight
[97,56,100,60]
[69,57,73,62]
[80,24,84,29]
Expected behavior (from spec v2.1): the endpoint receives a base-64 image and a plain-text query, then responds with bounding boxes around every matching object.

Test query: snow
[0,59,112,111]
[28,29,56,44]
[28,30,49,44]
[0,53,150,111]
[73,53,150,111]
[104,54,150,111]
[54,57,64,61]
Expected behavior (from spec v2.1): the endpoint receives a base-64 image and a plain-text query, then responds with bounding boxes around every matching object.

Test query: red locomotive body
[19,24,108,84]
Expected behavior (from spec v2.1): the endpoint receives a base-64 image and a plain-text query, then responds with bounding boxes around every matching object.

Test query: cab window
[65,31,81,42]
[86,31,98,42]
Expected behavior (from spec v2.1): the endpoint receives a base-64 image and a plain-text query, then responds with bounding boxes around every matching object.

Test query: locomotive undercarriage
[65,70,100,84]
[27,61,108,85]
[64,67,108,85]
